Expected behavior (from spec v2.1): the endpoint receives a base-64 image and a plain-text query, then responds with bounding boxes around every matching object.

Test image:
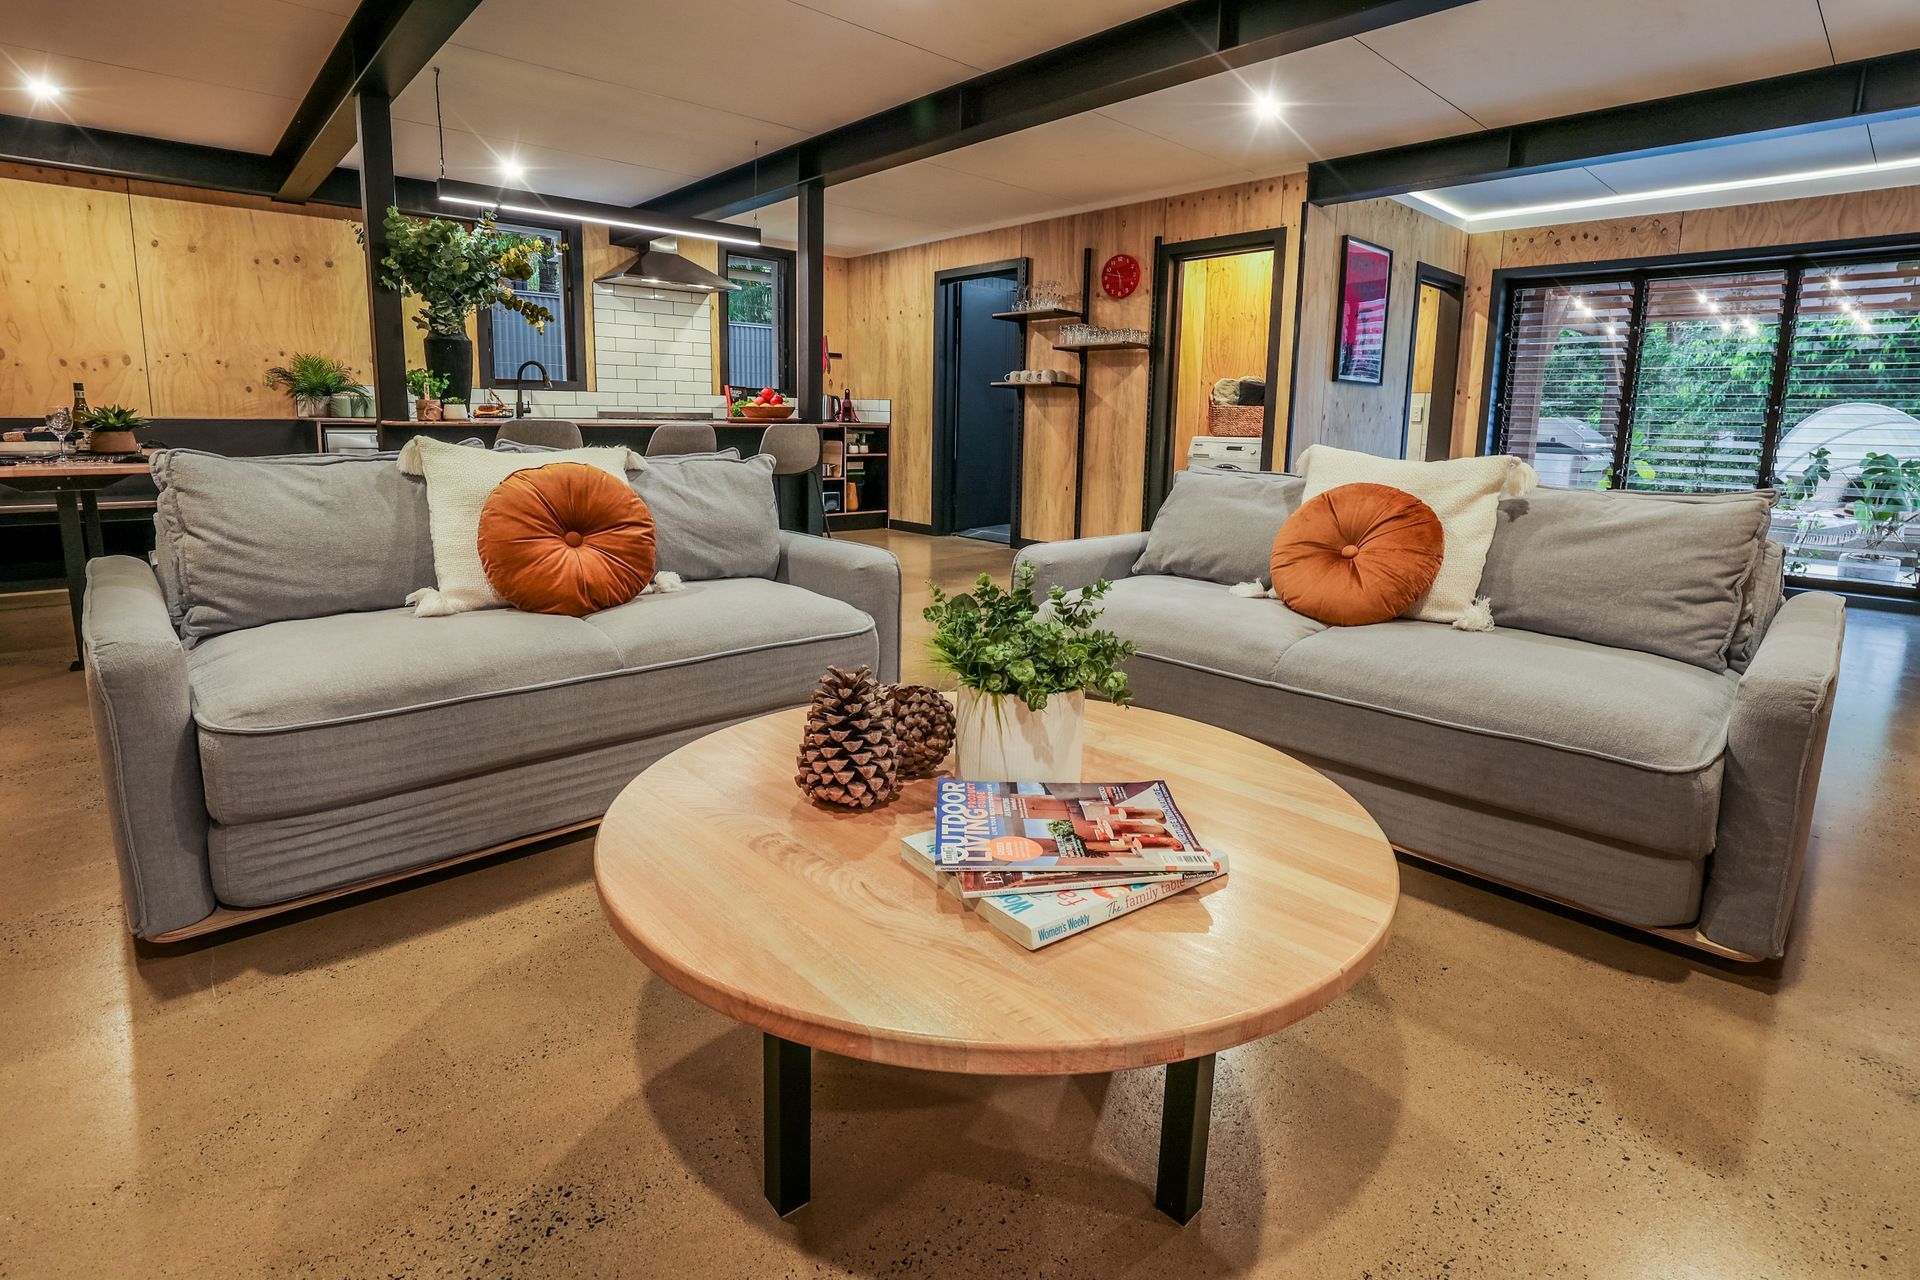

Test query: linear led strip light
[436,178,763,248]
[1408,152,1920,224]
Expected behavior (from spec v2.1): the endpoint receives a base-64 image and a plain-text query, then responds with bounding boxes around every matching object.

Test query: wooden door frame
[1399,262,1466,459]
[1144,227,1288,523]
[931,257,1030,539]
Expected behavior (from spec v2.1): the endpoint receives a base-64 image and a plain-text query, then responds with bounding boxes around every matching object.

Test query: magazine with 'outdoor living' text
[932,779,1219,875]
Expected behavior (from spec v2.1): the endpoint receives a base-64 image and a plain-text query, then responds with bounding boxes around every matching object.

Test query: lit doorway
[1146,227,1288,519]
[1403,265,1464,461]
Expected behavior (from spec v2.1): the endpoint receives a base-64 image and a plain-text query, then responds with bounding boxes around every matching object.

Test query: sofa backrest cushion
[1727,537,1786,671]
[630,452,781,580]
[152,449,435,645]
[1133,469,1305,585]
[1476,485,1773,672]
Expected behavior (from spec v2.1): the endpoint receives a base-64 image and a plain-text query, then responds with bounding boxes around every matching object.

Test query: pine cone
[795,665,900,809]
[888,683,955,778]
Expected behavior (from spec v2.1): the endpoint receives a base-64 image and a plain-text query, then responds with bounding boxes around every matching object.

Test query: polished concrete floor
[2,531,1915,1278]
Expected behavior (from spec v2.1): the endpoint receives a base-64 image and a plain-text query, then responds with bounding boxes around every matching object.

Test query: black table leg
[764,1033,811,1216]
[79,491,106,559]
[1155,1053,1215,1224]
[55,491,87,672]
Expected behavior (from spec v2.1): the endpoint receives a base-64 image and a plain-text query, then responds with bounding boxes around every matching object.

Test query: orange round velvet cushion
[477,463,656,616]
[1269,482,1444,626]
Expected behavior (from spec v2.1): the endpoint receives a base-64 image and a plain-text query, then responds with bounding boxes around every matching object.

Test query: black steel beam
[273,0,484,203]
[641,0,1478,219]
[356,90,411,422]
[0,111,441,210]
[1308,47,1920,205]
[795,182,826,416]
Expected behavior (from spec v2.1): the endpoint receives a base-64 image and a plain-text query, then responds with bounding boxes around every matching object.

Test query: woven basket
[1207,402,1264,437]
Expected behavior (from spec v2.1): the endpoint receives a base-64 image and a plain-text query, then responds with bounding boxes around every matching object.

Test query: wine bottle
[71,382,89,419]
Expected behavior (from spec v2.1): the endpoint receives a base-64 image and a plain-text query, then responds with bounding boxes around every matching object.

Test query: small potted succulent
[78,404,146,454]
[265,353,356,417]
[924,561,1134,781]
[407,368,450,421]
[441,396,469,421]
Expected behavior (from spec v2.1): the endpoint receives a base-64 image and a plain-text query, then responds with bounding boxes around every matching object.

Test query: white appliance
[1186,436,1262,473]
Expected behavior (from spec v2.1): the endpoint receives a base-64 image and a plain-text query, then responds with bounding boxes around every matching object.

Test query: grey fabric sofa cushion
[1096,579,1738,856]
[1475,486,1773,672]
[1092,574,1325,681]
[1132,470,1305,586]
[630,452,780,580]
[1727,538,1786,670]
[186,578,875,824]
[152,449,434,644]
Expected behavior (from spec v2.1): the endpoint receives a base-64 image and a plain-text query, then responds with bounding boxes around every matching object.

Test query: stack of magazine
[900,779,1229,950]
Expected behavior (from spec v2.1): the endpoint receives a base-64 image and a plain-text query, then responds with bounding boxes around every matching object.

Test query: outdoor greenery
[368,209,560,336]
[406,368,451,400]
[727,256,776,325]
[264,352,356,402]
[924,561,1134,712]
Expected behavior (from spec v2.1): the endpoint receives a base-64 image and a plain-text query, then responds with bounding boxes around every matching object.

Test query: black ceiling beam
[1307,47,1920,205]
[634,0,1478,227]
[272,0,484,203]
[0,112,440,212]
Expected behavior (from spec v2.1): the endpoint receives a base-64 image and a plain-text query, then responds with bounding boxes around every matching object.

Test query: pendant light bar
[435,178,762,247]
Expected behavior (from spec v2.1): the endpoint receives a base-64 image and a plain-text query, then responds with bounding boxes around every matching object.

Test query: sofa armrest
[82,556,214,939]
[775,532,901,683]
[1014,533,1149,598]
[1702,591,1845,959]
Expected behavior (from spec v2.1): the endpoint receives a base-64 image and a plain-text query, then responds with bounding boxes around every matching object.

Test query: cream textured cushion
[1297,444,1537,623]
[397,436,643,616]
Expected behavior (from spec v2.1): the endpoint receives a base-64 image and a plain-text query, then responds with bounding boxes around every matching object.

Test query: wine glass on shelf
[47,408,77,456]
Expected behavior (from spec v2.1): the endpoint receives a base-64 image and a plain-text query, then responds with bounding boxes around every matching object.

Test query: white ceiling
[4,0,1920,255]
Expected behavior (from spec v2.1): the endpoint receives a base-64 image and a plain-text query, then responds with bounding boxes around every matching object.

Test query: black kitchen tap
[513,361,551,417]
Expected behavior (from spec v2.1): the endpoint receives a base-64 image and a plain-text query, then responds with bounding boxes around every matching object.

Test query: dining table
[0,452,155,670]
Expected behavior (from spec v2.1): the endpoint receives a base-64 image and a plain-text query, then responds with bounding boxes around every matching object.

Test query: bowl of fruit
[733,388,796,420]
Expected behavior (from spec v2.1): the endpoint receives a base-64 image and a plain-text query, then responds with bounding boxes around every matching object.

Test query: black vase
[424,333,474,404]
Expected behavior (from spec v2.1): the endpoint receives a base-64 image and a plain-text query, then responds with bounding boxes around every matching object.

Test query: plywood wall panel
[1453,232,1502,458]
[0,168,150,416]
[1498,215,1680,267]
[1677,185,1920,254]
[132,191,371,417]
[1291,198,1467,464]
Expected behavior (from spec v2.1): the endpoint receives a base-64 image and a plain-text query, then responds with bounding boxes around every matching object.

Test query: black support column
[355,88,409,423]
[795,179,826,419]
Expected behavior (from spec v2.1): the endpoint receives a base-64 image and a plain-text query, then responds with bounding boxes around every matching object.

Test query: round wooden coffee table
[595,700,1397,1223]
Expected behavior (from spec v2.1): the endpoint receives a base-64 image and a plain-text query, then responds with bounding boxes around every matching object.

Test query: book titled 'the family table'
[902,831,1228,951]
[932,779,1220,876]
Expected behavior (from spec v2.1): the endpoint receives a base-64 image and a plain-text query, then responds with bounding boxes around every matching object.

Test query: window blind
[1496,279,1634,489]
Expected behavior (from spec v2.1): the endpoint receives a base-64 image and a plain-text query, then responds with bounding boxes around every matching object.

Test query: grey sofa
[1017,470,1844,961]
[84,447,900,941]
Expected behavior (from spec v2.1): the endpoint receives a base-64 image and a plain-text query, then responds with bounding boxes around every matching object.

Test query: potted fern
[924,561,1133,781]
[369,208,559,404]
[77,405,146,454]
[265,353,355,417]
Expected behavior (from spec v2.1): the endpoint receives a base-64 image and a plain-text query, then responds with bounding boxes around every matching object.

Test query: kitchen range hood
[595,238,738,294]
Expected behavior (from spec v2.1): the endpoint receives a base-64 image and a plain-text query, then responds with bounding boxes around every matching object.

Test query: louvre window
[1494,254,1920,593]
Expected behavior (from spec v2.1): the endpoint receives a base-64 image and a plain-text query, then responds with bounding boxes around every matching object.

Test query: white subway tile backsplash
[583,283,713,410]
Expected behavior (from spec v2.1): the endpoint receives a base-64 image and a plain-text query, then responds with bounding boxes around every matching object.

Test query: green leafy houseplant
[1849,451,1920,551]
[264,353,355,404]
[406,368,451,400]
[924,561,1133,712]
[77,405,147,431]
[370,208,559,336]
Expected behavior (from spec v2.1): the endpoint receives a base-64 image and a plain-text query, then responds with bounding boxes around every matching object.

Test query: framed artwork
[1334,235,1393,384]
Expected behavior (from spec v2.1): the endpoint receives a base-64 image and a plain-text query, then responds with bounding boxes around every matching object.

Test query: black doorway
[1402,263,1465,461]
[933,259,1026,542]
[1144,226,1289,524]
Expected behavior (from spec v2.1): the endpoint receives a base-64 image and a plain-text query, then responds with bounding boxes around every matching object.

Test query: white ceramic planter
[953,688,1084,782]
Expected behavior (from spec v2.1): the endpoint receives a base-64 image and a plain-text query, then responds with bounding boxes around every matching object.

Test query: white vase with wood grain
[954,688,1084,782]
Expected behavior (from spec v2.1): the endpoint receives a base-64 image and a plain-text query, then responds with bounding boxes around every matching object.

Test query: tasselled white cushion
[397,436,644,616]
[1297,444,1537,624]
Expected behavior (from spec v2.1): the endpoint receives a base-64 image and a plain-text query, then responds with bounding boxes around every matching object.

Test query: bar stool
[645,422,718,456]
[760,423,826,536]
[495,419,582,449]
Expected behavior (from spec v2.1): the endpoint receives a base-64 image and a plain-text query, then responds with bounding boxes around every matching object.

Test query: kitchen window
[478,219,586,390]
[1492,250,1920,593]
[719,248,794,394]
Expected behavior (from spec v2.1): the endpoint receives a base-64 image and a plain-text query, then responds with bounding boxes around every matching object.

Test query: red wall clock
[1101,253,1141,299]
